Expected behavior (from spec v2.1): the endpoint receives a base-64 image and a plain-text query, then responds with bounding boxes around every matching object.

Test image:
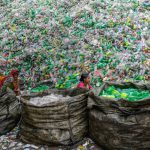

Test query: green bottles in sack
[31,85,49,93]
[100,86,150,101]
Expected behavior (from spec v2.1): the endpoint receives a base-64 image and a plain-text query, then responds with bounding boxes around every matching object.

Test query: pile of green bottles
[30,85,49,93]
[55,73,79,89]
[99,86,150,101]
[0,0,149,91]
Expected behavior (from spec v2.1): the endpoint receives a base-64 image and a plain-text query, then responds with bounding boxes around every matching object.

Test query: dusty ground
[0,127,102,150]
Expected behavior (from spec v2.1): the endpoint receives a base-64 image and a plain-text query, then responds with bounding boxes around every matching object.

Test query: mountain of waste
[0,0,149,89]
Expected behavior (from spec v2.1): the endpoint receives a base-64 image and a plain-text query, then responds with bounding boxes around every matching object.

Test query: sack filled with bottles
[19,88,89,146]
[88,81,150,149]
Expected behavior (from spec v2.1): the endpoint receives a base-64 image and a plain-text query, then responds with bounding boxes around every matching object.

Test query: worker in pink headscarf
[0,69,20,96]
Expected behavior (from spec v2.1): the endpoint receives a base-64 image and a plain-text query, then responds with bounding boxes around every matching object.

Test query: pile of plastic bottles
[100,85,150,101]
[0,0,149,90]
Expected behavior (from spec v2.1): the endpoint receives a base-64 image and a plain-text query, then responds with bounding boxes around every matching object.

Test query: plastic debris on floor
[0,127,101,150]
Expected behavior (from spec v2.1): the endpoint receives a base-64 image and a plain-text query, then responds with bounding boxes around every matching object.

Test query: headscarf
[10,69,19,76]
[80,73,89,82]
[0,69,19,89]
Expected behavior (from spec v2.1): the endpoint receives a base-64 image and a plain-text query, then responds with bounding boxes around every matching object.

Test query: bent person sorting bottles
[0,69,20,96]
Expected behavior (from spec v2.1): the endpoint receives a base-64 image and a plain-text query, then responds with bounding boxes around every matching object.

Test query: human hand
[94,70,103,79]
[14,89,20,95]
[105,69,115,77]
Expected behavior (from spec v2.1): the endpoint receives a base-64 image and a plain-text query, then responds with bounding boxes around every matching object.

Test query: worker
[77,70,114,90]
[77,73,93,90]
[0,69,20,96]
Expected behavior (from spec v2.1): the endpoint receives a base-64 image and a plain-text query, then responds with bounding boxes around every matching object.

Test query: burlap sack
[19,88,89,146]
[0,89,20,135]
[89,82,150,150]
